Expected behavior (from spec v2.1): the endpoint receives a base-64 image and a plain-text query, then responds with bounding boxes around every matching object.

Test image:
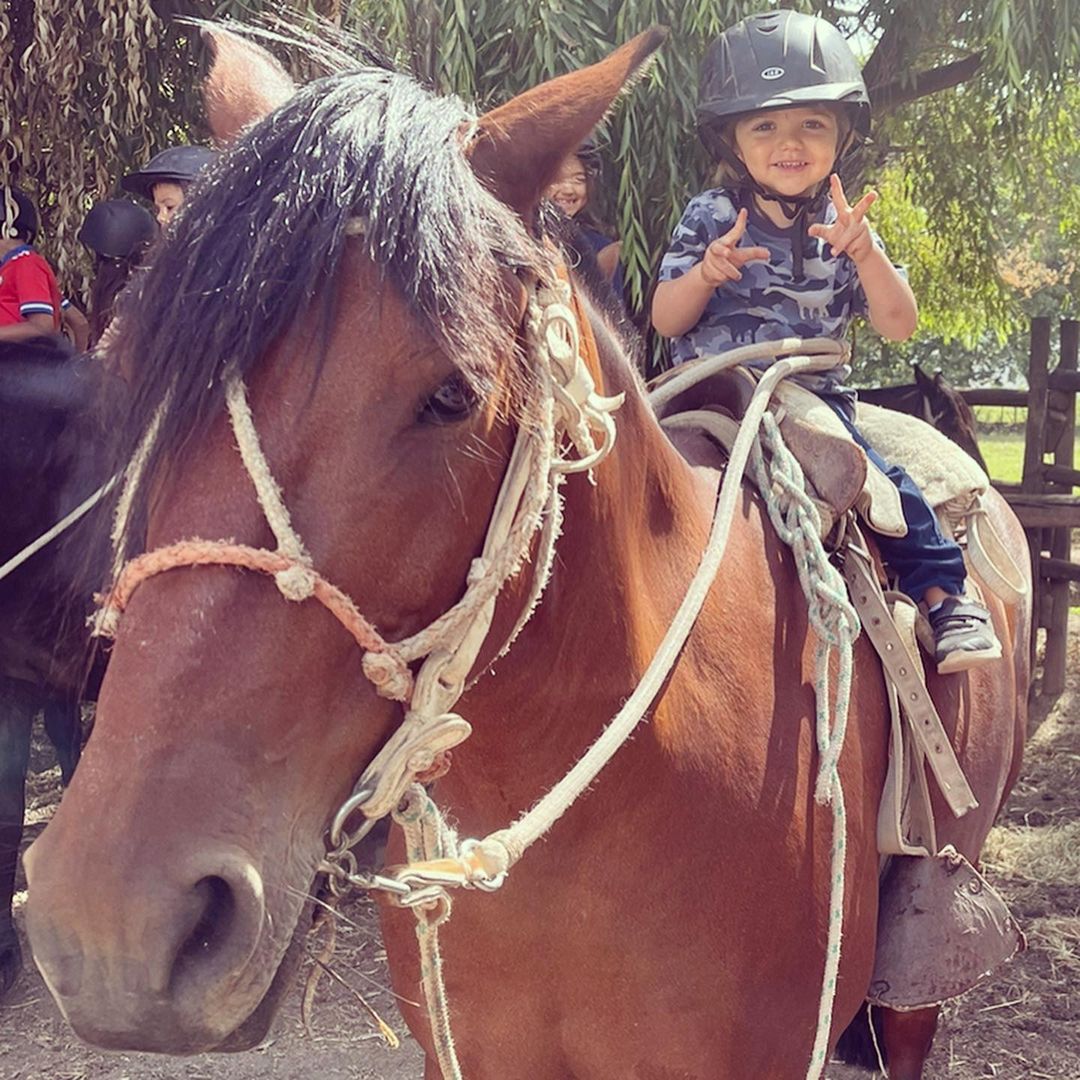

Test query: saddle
[650,359,1025,1008]
[650,359,1025,605]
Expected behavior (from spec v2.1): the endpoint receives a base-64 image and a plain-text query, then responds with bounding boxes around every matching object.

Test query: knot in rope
[456,836,511,891]
[274,563,317,601]
[387,789,511,897]
[361,650,413,702]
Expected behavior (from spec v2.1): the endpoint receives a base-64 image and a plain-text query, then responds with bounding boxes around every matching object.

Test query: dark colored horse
[859,363,988,473]
[25,29,1030,1080]
[0,337,110,996]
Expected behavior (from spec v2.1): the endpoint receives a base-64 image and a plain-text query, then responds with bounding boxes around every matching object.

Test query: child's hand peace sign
[699,208,770,288]
[808,174,878,263]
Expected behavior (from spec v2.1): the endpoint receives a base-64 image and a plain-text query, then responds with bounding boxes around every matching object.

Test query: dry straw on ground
[982,821,1080,886]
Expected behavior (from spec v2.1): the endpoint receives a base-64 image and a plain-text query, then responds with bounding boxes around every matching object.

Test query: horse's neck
[447,302,737,823]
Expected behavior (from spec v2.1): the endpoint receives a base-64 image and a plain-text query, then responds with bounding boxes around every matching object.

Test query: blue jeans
[822,394,966,602]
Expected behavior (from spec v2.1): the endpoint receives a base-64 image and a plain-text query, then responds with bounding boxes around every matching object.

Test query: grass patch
[979,431,1026,485]
[974,412,1079,489]
[1027,916,1080,976]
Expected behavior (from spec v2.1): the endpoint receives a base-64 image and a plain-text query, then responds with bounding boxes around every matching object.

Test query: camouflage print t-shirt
[658,188,898,395]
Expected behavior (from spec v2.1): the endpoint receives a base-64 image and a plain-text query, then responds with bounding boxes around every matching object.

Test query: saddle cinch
[649,358,1028,1011]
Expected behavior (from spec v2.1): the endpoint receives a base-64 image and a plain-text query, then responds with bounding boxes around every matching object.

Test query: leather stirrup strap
[878,598,938,857]
[842,538,978,820]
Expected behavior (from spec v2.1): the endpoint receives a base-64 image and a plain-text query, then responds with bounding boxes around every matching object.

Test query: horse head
[24,25,664,1055]
[913,364,989,474]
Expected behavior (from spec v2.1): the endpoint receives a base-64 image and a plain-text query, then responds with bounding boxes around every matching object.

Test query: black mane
[108,56,538,560]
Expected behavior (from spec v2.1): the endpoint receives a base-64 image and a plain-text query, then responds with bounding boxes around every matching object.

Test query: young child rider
[651,10,999,674]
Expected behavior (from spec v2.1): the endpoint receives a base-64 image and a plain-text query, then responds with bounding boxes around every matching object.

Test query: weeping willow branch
[1,0,1076,361]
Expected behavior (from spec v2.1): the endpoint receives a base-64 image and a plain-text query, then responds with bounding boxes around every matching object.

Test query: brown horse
[24,28,1030,1080]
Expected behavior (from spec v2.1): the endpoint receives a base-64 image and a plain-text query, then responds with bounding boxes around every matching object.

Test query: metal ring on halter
[327,782,378,849]
[319,846,358,879]
[318,852,415,899]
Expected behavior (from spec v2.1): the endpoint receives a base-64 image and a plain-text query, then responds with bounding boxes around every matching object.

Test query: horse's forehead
[279,244,449,390]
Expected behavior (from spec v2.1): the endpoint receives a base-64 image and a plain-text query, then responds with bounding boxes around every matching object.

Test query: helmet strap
[721,142,846,282]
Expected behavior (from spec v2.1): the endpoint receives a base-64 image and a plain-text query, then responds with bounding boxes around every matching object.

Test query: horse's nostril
[174,876,236,977]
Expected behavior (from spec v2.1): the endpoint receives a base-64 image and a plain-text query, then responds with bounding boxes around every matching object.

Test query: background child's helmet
[78,199,158,260]
[121,145,219,200]
[697,10,871,172]
[1,186,39,241]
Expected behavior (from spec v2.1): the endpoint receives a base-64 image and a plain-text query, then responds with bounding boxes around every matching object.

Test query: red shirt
[0,245,62,328]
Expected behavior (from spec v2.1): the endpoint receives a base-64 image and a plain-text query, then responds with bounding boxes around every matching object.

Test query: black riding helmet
[121,145,218,200]
[78,199,158,260]
[1,186,39,242]
[697,10,871,278]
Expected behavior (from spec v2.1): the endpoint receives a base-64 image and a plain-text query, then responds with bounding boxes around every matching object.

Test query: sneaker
[929,597,1002,674]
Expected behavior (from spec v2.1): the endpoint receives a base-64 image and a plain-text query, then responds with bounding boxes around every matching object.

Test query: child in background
[0,187,63,344]
[122,145,218,227]
[78,199,157,345]
[545,136,624,297]
[651,10,998,673]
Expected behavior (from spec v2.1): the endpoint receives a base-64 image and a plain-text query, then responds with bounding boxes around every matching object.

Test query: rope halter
[94,253,622,831]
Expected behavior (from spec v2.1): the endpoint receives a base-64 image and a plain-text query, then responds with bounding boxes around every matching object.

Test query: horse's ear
[469,28,667,217]
[913,363,934,391]
[201,28,296,146]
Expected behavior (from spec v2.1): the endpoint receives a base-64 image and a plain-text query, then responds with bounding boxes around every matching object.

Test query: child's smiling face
[545,155,590,218]
[733,106,841,199]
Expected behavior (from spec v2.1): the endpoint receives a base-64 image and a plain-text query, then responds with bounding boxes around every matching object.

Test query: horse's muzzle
[24,839,274,1053]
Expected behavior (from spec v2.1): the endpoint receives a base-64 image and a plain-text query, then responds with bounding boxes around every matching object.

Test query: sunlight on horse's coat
[22,24,1030,1080]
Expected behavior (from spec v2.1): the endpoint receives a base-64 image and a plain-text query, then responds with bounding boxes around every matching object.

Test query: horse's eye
[420,373,480,424]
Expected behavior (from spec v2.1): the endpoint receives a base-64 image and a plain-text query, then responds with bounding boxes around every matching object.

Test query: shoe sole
[936,641,1003,675]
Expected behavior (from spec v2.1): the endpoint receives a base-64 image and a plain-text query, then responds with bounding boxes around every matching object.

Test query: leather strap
[843,538,979,822]
[877,598,938,857]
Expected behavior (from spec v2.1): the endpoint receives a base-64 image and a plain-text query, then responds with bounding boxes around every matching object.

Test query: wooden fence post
[964,315,1077,697]
[1022,317,1052,668]
[1043,319,1078,695]
[1022,317,1052,495]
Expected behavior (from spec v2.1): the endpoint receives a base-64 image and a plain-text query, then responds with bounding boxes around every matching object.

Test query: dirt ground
[2,622,1078,1080]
